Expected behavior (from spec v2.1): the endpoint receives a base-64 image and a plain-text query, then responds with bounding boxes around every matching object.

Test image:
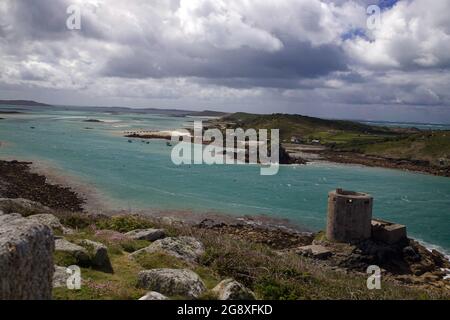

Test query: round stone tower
[326,189,373,242]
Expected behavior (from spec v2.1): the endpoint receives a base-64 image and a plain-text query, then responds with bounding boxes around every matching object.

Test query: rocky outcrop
[131,236,204,263]
[0,198,52,216]
[137,269,206,298]
[54,238,113,272]
[79,239,113,272]
[125,228,166,241]
[138,291,169,300]
[27,214,64,233]
[308,236,450,289]
[196,218,313,250]
[295,244,332,260]
[0,213,54,299]
[212,279,256,300]
[54,238,90,266]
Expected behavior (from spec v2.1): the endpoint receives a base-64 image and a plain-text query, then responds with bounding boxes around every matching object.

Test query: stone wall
[0,213,54,300]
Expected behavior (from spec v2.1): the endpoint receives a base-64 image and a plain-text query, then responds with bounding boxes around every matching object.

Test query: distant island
[207,112,450,177]
[0,101,227,117]
[0,100,52,107]
[186,110,229,117]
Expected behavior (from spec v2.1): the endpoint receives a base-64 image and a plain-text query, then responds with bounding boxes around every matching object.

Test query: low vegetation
[338,131,450,166]
[218,112,396,144]
[52,214,449,300]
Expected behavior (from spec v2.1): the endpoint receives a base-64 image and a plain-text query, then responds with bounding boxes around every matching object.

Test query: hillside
[338,131,450,167]
[0,100,52,107]
[219,112,397,145]
[187,110,229,117]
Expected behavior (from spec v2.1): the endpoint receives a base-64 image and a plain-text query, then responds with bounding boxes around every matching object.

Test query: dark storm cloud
[101,38,348,89]
[5,0,106,41]
[8,0,71,39]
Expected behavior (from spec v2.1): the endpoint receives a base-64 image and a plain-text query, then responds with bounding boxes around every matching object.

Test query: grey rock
[295,245,332,260]
[212,279,256,300]
[27,214,64,233]
[132,236,204,262]
[137,268,206,299]
[0,198,52,216]
[79,239,113,272]
[125,228,166,241]
[53,266,70,288]
[54,238,90,266]
[0,213,54,299]
[138,291,169,300]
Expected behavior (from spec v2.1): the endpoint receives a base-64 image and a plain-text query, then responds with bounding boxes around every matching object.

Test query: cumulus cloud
[345,0,450,69]
[0,0,449,122]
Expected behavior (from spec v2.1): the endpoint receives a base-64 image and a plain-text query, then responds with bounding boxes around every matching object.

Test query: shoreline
[0,159,84,212]
[318,150,450,178]
[0,157,312,234]
[1,157,450,288]
[0,155,112,213]
[283,143,450,178]
[0,157,449,258]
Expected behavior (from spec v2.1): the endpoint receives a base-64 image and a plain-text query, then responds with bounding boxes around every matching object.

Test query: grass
[95,215,156,232]
[53,254,146,300]
[54,251,80,267]
[219,113,395,143]
[133,251,189,270]
[339,131,450,166]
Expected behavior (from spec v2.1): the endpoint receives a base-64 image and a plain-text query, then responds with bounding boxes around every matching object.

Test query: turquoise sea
[0,105,449,254]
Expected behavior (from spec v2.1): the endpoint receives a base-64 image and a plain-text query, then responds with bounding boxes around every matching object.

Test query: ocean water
[361,120,450,131]
[0,106,449,254]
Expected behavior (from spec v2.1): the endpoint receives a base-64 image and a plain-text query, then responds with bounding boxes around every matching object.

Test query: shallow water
[0,106,449,254]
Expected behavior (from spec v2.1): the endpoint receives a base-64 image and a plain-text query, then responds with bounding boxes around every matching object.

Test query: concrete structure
[371,219,407,244]
[326,189,373,242]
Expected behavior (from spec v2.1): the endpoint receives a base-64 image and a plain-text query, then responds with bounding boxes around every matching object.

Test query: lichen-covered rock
[54,238,90,266]
[79,239,113,272]
[0,213,54,299]
[132,236,204,262]
[53,266,70,288]
[212,279,256,300]
[139,291,169,300]
[27,214,64,233]
[125,228,166,241]
[137,269,206,298]
[0,198,52,216]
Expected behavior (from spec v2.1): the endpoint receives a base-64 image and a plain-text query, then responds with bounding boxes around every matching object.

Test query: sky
[1,0,450,123]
